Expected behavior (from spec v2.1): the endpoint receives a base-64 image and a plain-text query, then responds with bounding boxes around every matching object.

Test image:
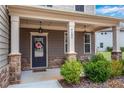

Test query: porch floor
[20,68,63,84]
[8,68,63,88]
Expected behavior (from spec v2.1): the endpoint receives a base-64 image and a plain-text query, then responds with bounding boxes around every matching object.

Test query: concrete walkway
[8,80,62,88]
[21,68,63,84]
[8,68,63,88]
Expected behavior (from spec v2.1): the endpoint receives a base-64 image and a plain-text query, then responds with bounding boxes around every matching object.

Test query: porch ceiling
[8,5,124,32]
[20,19,108,32]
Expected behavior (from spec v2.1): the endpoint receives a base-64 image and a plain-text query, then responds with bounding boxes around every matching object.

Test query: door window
[34,38,44,57]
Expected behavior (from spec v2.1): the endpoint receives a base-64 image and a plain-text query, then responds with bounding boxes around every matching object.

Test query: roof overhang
[7,5,124,32]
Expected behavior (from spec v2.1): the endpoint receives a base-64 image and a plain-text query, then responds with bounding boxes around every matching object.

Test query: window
[101,32,103,35]
[64,32,68,53]
[105,32,107,35]
[75,5,84,12]
[46,5,53,7]
[100,43,104,48]
[84,33,91,54]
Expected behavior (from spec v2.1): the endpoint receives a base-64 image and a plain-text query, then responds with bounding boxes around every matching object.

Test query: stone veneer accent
[21,57,65,71]
[0,65,9,88]
[111,52,122,61]
[21,57,30,71]
[48,57,65,68]
[66,52,77,60]
[8,53,21,84]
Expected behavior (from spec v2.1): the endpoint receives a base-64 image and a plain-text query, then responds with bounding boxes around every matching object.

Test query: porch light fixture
[39,21,44,33]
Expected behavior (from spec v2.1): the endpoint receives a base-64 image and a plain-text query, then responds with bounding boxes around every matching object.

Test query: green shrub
[106,47,112,52]
[84,61,111,83]
[110,61,123,78]
[90,53,107,62]
[60,60,83,84]
[121,60,124,75]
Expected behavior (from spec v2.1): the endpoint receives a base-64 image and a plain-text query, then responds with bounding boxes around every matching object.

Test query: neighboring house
[0,5,123,87]
[96,29,124,52]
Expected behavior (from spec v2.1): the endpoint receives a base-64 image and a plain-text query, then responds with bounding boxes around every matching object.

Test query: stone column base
[66,52,77,60]
[8,53,21,84]
[111,52,122,61]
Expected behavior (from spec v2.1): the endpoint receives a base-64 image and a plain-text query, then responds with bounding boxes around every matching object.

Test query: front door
[31,35,47,68]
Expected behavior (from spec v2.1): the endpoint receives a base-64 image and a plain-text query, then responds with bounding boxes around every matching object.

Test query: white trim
[84,33,91,54]
[64,32,68,54]
[30,32,48,69]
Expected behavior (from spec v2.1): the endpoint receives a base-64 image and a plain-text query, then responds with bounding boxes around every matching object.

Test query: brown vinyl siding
[20,29,30,59]
[91,32,95,54]
[48,31,64,57]
[75,32,84,57]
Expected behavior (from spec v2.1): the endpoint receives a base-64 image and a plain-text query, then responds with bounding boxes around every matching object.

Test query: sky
[96,5,124,18]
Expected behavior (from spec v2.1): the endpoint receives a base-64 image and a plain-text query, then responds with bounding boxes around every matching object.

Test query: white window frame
[64,32,68,54]
[84,33,91,54]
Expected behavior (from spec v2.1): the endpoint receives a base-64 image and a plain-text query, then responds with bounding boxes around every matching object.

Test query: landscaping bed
[59,53,124,88]
[59,76,124,88]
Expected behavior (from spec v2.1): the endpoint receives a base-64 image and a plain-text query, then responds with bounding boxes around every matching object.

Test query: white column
[67,21,76,53]
[11,16,20,54]
[112,26,121,52]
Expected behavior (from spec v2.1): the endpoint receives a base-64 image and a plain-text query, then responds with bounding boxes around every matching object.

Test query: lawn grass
[97,52,124,61]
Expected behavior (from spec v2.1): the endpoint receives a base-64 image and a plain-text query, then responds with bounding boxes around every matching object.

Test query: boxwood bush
[121,60,124,75]
[60,60,83,84]
[90,53,107,62]
[83,61,112,83]
[110,61,123,78]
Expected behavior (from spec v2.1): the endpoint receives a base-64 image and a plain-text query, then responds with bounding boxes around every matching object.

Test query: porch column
[66,21,77,60]
[111,25,122,60]
[8,16,21,84]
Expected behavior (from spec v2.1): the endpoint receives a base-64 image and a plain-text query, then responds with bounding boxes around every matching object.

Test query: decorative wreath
[35,42,42,49]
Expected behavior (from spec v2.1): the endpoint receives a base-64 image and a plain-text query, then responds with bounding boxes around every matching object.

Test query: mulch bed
[58,76,124,88]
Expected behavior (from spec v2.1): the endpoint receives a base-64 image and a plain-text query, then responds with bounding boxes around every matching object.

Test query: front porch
[20,28,95,70]
[8,5,124,84]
